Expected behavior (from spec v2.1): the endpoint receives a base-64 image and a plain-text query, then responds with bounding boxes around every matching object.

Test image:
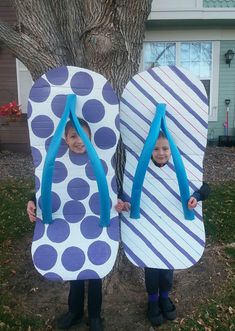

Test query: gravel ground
[0,146,234,182]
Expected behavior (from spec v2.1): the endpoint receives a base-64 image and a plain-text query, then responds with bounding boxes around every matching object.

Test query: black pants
[145,268,173,294]
[68,279,102,318]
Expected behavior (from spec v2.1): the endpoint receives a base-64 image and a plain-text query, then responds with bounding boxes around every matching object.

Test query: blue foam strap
[161,108,194,220]
[130,104,163,218]
[130,103,194,221]
[41,94,110,227]
[41,95,73,224]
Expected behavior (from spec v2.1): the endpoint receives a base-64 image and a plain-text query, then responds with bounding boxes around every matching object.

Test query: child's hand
[122,201,130,212]
[27,201,36,222]
[188,197,198,210]
[115,199,130,213]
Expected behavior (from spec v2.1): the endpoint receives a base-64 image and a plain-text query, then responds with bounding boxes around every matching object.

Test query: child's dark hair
[65,117,91,137]
[158,130,167,139]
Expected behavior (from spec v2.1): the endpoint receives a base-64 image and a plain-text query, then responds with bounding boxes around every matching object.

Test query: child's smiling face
[65,127,90,154]
[152,137,171,166]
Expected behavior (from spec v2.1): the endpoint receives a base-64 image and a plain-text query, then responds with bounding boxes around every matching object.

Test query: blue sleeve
[192,182,210,202]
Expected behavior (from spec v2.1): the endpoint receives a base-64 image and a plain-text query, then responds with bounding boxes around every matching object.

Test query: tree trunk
[0,0,152,289]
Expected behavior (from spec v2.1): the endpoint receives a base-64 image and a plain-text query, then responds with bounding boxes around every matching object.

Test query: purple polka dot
[89,192,112,215]
[53,161,68,183]
[67,178,90,200]
[77,269,100,280]
[80,216,103,239]
[71,72,94,96]
[107,216,120,241]
[45,136,67,158]
[35,175,40,193]
[44,272,63,281]
[111,177,117,194]
[51,94,67,118]
[47,218,70,243]
[38,192,61,213]
[31,147,42,168]
[94,127,116,149]
[33,244,57,270]
[63,200,86,223]
[102,81,118,105]
[27,101,32,119]
[29,77,51,103]
[61,247,85,271]
[33,218,45,241]
[45,66,69,85]
[31,115,54,138]
[115,114,120,131]
[88,241,111,265]
[69,150,89,165]
[82,99,105,123]
[85,159,108,181]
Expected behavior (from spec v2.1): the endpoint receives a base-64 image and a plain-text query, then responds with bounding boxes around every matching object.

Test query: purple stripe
[167,112,206,152]
[130,78,156,105]
[180,150,203,173]
[125,170,204,247]
[148,68,208,129]
[122,242,147,267]
[120,119,145,144]
[122,215,174,268]
[170,66,208,105]
[121,97,151,125]
[140,209,198,264]
[168,162,200,192]
[125,145,203,222]
[129,78,206,152]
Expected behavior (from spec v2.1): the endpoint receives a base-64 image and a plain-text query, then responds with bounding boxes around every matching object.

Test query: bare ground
[0,146,235,330]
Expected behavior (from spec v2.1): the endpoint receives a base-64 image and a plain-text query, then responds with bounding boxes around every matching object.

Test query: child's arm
[188,182,210,210]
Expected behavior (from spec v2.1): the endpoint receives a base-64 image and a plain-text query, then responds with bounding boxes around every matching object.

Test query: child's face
[152,137,171,166]
[65,127,90,154]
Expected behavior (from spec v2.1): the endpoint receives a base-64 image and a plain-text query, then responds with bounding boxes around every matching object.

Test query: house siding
[0,1,30,153]
[0,0,17,105]
[208,40,235,139]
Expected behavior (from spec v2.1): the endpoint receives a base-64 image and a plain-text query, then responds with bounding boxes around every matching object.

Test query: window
[143,42,176,70]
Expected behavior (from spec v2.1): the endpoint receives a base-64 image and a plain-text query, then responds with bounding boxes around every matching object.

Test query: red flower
[0,101,22,118]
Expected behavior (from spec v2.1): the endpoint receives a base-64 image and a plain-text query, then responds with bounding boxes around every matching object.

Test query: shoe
[147,301,164,326]
[57,311,82,329]
[89,317,103,331]
[159,297,177,320]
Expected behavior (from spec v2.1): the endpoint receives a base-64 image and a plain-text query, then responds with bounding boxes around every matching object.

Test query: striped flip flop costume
[120,65,208,269]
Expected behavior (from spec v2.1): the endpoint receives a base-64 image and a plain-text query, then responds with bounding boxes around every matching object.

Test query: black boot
[147,301,164,326]
[89,317,103,331]
[57,311,82,329]
[159,297,176,320]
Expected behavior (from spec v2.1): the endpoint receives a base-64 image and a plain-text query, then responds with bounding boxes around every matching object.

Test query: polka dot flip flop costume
[120,65,208,270]
[27,66,120,281]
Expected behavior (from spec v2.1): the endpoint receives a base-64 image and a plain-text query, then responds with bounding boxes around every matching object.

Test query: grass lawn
[0,179,234,330]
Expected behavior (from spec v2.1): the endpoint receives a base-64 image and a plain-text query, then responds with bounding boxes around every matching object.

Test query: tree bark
[0,0,152,288]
